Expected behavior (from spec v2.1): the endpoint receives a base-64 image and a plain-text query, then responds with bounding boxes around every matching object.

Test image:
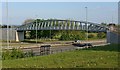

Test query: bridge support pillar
[107,31,120,44]
[16,31,24,42]
[107,31,110,43]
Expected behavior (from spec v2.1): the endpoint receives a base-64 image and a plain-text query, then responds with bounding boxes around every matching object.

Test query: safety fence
[19,45,76,56]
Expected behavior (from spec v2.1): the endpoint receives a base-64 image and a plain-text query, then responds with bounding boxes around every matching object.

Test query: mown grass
[2,44,119,68]
[83,44,120,52]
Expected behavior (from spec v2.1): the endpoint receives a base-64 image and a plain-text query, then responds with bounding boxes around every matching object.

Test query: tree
[23,19,35,25]
[100,22,107,26]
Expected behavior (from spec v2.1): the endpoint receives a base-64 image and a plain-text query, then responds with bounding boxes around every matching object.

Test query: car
[74,40,81,43]
[72,43,93,47]
[72,43,84,47]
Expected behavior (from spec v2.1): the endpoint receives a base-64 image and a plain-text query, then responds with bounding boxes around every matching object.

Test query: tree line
[0,25,19,28]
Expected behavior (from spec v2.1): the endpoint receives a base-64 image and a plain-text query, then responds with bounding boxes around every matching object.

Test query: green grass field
[2,44,119,68]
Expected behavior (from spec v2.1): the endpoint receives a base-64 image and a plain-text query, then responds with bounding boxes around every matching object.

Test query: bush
[88,34,95,38]
[24,50,34,57]
[10,48,25,59]
[59,31,86,40]
[2,50,11,60]
[97,32,106,39]
[2,48,34,60]
[52,33,62,39]
[2,48,25,60]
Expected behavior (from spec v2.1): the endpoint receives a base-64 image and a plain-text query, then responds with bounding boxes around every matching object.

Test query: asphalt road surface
[2,39,108,56]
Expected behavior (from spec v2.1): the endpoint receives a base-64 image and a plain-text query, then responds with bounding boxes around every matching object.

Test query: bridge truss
[16,20,108,32]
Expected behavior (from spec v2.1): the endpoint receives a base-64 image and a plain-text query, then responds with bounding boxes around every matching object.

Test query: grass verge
[2,44,119,68]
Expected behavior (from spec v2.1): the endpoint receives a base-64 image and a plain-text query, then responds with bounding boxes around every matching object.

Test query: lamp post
[85,7,88,42]
[35,16,38,44]
[112,15,113,23]
[6,0,9,49]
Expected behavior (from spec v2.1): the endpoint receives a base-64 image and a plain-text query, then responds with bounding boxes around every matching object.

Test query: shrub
[2,50,11,60]
[59,31,86,40]
[88,34,94,38]
[97,32,106,39]
[2,48,34,60]
[2,48,25,60]
[24,50,34,57]
[10,48,25,59]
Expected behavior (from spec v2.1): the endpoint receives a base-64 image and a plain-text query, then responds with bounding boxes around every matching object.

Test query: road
[21,40,108,56]
[2,39,108,56]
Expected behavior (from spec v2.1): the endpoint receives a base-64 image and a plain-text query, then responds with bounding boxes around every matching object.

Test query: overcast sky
[1,2,118,25]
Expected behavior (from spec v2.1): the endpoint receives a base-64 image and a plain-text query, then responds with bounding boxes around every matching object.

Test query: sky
[1,2,118,25]
[1,0,119,2]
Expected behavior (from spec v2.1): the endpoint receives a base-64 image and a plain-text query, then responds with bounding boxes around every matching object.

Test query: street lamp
[6,0,9,49]
[85,7,88,42]
[112,15,113,23]
[35,16,38,44]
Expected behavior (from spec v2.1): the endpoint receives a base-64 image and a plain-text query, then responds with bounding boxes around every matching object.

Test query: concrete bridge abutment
[107,31,120,44]
[16,31,25,42]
